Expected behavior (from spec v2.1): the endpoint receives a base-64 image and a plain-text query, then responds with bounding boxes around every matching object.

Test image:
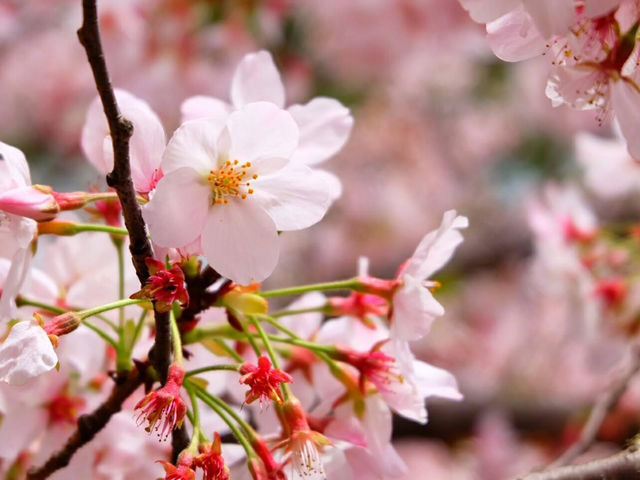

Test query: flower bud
[43,312,82,338]
[222,290,268,316]
[0,185,59,221]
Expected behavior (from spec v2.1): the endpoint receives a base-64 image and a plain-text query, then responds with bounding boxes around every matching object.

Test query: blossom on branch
[144,102,335,285]
[239,355,293,406]
[135,363,187,440]
[131,258,189,312]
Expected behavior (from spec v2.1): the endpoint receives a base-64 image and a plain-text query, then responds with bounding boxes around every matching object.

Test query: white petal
[180,95,232,126]
[458,0,520,23]
[143,167,210,248]
[252,164,332,231]
[391,275,444,341]
[0,247,31,322]
[162,119,222,174]
[522,0,574,38]
[611,78,640,160]
[486,8,546,62]
[288,98,353,166]
[403,210,468,280]
[226,102,298,168]
[201,200,279,285]
[231,50,285,108]
[0,321,57,385]
[583,0,621,18]
[82,90,166,193]
[0,142,30,190]
[414,361,463,401]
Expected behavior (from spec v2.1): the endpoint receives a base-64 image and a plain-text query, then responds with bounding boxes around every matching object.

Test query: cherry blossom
[194,432,230,480]
[239,355,293,406]
[135,363,187,440]
[181,50,353,200]
[82,89,166,195]
[143,102,335,285]
[0,319,57,385]
[0,142,42,321]
[131,258,189,312]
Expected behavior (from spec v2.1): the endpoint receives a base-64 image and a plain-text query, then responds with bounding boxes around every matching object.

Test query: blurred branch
[516,443,640,480]
[27,366,145,480]
[548,345,640,468]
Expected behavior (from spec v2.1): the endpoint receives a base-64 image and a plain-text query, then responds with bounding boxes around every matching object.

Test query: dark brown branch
[75,0,172,391]
[549,345,640,469]
[28,2,178,478]
[516,443,640,480]
[76,0,151,284]
[27,368,145,480]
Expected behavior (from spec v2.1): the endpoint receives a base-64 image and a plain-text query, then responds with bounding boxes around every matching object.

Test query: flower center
[207,159,258,205]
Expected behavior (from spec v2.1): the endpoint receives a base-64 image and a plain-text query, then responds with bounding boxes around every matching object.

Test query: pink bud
[0,185,59,221]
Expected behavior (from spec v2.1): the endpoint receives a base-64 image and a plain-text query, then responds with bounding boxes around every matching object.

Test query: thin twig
[27,367,145,480]
[516,443,640,480]
[549,345,640,468]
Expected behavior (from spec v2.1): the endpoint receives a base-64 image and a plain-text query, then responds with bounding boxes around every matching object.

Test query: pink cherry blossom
[144,102,335,285]
[82,89,166,194]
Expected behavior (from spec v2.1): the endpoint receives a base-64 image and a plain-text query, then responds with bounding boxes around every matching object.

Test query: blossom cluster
[0,49,467,480]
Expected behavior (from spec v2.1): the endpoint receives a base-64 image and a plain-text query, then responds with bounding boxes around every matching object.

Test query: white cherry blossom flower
[82,89,166,194]
[181,50,352,199]
[0,141,41,321]
[144,102,334,285]
[0,320,57,385]
[389,210,468,341]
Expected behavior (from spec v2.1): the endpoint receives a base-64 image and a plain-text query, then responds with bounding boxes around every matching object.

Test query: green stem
[192,385,256,458]
[129,309,148,352]
[169,310,183,365]
[230,307,262,357]
[270,306,327,318]
[78,298,143,319]
[186,387,201,452]
[73,223,128,236]
[259,278,359,298]
[213,339,244,363]
[16,297,65,314]
[250,315,290,400]
[79,319,118,348]
[115,238,126,329]
[185,364,240,378]
[15,296,119,347]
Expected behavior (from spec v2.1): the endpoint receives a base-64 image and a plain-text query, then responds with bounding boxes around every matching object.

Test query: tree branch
[27,2,178,477]
[26,367,145,480]
[548,345,640,468]
[515,443,640,480]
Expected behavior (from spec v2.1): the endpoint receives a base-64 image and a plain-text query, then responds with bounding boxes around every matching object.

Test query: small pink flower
[135,363,187,440]
[239,355,293,406]
[194,432,230,480]
[131,258,189,312]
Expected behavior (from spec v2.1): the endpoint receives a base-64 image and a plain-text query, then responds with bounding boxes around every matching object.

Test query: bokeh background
[3,1,640,478]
